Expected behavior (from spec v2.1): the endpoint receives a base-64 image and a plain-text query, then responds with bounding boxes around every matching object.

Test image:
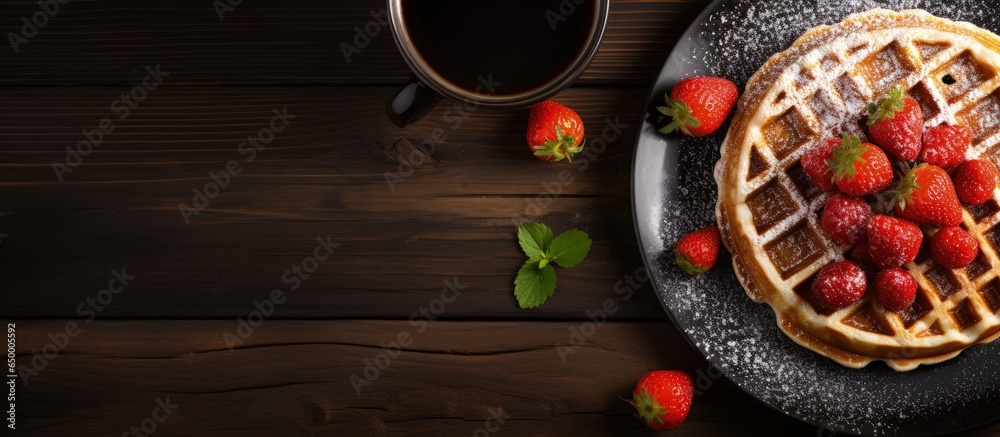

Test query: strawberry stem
[656,93,701,136]
[674,250,707,275]
[627,389,668,428]
[888,163,922,211]
[532,125,584,162]
[826,133,868,183]
[867,87,905,126]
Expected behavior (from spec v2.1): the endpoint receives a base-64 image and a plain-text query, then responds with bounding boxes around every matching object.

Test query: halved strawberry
[867,88,923,161]
[827,134,893,196]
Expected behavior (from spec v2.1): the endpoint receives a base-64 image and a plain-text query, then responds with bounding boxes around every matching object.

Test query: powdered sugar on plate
[634,0,1000,434]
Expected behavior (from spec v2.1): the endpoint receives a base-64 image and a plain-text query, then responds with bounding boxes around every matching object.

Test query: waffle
[715,9,1000,371]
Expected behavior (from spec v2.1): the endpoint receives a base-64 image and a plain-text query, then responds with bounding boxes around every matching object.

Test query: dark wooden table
[1,1,997,436]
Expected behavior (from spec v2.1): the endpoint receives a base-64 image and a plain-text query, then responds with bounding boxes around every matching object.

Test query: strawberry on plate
[866,88,923,161]
[890,164,963,227]
[527,100,585,162]
[827,134,893,196]
[629,370,693,430]
[674,226,721,275]
[920,124,972,168]
[930,226,979,269]
[867,215,923,269]
[953,159,998,205]
[657,76,738,137]
[801,137,840,192]
[874,268,917,312]
[821,194,872,246]
[812,260,867,311]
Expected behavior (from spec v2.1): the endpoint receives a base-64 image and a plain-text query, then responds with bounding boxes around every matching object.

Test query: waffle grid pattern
[733,25,1000,358]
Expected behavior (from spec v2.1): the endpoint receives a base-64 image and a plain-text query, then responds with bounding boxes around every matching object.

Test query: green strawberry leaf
[514,258,557,309]
[548,230,592,268]
[517,223,554,259]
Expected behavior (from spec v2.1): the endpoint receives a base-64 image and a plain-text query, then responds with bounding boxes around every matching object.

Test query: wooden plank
[7,319,839,436]
[0,0,709,86]
[0,86,672,319]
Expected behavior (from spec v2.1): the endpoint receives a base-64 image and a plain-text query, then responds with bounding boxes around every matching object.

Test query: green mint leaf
[548,230,592,268]
[517,222,553,259]
[514,258,557,309]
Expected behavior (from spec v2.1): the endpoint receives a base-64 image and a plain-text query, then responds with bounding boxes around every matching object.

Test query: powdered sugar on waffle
[647,1,1000,434]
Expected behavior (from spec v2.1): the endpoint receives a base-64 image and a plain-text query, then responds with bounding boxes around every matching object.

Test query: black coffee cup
[386,0,610,127]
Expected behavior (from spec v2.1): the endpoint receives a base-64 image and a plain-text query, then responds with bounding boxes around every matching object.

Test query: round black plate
[631,1,1000,435]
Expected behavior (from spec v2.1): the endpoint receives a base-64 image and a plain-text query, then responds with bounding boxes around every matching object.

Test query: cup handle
[386,76,442,128]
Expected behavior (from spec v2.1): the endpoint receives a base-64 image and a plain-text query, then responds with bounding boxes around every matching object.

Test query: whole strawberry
[874,268,917,312]
[812,260,867,311]
[657,76,738,137]
[801,138,840,192]
[629,370,693,430]
[953,159,998,205]
[867,88,923,161]
[827,134,893,196]
[527,100,585,162]
[675,226,721,275]
[930,226,979,269]
[821,194,872,246]
[891,164,963,227]
[920,124,972,168]
[867,215,923,269]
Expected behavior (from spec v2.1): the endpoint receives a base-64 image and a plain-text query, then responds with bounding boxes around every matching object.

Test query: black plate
[631,1,1000,435]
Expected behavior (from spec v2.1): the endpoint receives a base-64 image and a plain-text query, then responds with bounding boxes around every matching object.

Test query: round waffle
[715,9,1000,371]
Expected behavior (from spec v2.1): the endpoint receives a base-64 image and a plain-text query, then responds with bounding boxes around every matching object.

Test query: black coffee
[402,0,597,96]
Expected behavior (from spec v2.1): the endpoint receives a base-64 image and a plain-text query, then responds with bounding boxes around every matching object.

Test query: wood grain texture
[0,0,708,86]
[11,319,837,436]
[0,86,669,319]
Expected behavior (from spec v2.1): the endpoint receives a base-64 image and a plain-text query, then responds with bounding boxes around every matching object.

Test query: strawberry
[867,215,923,269]
[811,261,867,311]
[827,134,893,196]
[674,226,721,275]
[890,164,963,227]
[629,370,693,430]
[821,194,872,246]
[801,138,840,192]
[920,124,972,168]
[657,76,738,137]
[953,159,998,205]
[930,226,979,269]
[866,88,923,161]
[526,100,585,162]
[874,268,917,312]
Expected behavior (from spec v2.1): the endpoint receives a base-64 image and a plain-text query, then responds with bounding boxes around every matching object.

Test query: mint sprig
[514,223,592,309]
